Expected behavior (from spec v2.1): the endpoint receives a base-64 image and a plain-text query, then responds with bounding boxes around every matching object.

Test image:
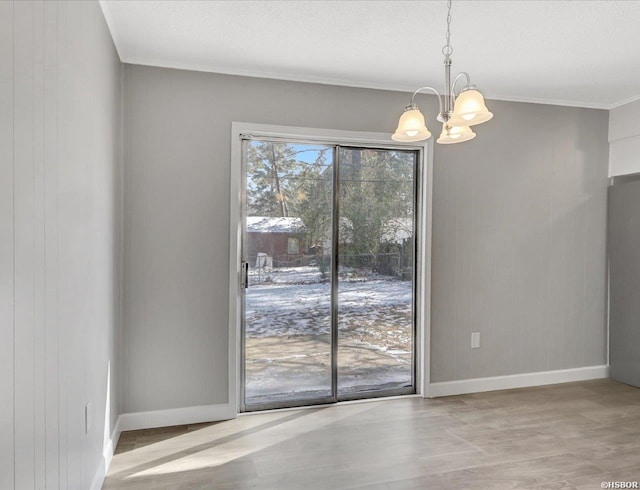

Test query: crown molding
[482,93,610,110]
[120,56,424,94]
[118,54,635,112]
[607,93,640,110]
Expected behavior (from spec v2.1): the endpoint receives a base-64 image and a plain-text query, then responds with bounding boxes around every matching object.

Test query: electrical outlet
[471,332,480,349]
[85,402,92,434]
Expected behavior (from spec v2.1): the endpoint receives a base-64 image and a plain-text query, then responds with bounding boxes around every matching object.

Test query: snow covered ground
[245,266,413,404]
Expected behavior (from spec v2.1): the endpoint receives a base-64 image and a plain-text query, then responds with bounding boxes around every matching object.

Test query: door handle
[241,261,249,289]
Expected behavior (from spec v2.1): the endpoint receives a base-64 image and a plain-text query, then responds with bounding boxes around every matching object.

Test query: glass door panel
[337,148,416,397]
[242,139,418,411]
[243,140,334,410]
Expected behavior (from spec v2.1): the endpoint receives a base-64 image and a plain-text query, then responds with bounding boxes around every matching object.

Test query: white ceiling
[99,0,640,109]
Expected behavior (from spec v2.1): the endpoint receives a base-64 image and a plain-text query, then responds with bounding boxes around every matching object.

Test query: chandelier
[392,0,493,144]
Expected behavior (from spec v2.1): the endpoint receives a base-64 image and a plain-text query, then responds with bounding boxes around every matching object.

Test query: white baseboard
[105,417,121,470]
[90,418,122,490]
[91,403,234,488]
[428,365,610,398]
[89,366,607,487]
[90,458,107,490]
[118,402,236,432]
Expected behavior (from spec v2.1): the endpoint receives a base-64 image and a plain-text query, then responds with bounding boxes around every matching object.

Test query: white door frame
[228,122,434,414]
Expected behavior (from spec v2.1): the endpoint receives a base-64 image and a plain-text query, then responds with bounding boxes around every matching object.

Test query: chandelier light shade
[436,124,476,145]
[448,88,493,127]
[392,105,432,142]
[392,0,493,145]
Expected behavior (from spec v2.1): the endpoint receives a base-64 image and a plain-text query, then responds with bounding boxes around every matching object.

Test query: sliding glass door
[242,141,334,409]
[241,138,418,411]
[337,147,416,398]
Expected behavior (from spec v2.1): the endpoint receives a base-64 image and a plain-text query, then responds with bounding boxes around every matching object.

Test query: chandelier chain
[442,0,453,58]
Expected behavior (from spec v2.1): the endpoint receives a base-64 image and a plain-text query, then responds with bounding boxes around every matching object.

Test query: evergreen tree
[246,142,299,217]
[288,148,332,254]
[246,141,415,274]
[338,149,414,271]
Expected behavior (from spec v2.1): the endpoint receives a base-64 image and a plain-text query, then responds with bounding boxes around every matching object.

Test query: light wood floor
[103,379,640,489]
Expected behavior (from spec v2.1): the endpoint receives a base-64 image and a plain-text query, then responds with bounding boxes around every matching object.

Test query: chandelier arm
[451,72,472,98]
[410,86,444,118]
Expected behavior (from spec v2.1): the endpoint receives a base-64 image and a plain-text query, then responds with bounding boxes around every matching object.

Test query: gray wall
[608,177,640,387]
[0,1,122,488]
[122,64,608,412]
[430,100,608,381]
